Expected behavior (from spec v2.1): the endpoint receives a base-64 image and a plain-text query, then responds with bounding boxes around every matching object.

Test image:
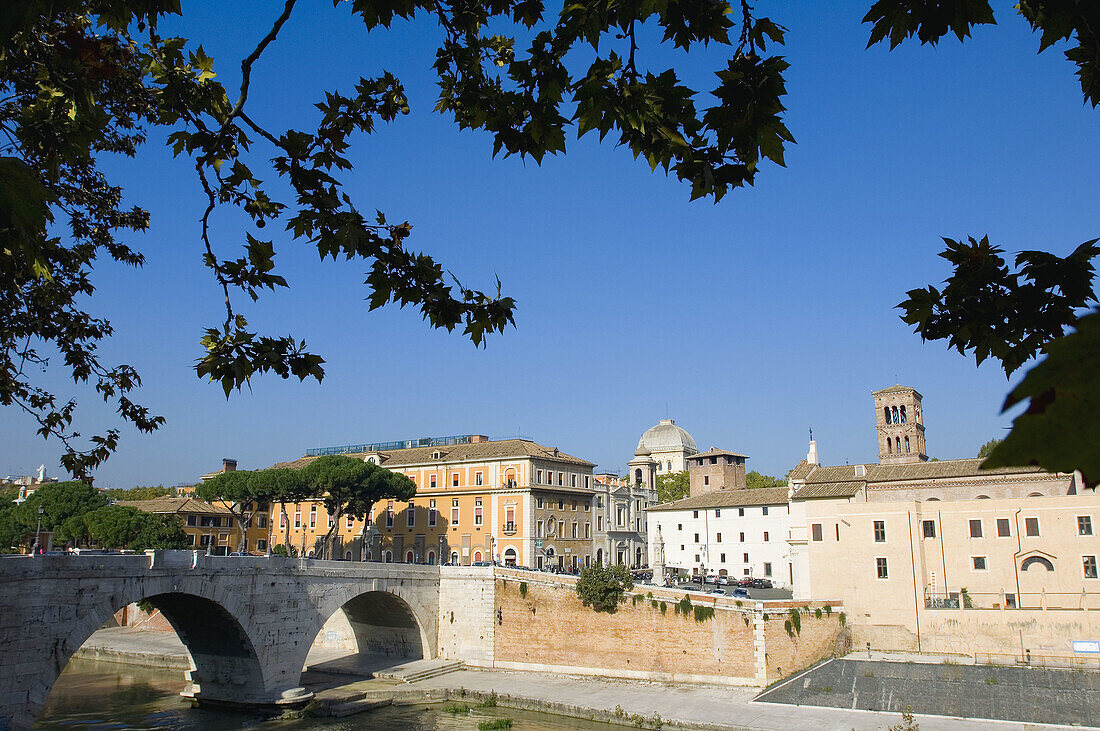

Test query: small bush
[659,601,667,615]
[677,595,692,616]
[477,720,513,730]
[838,611,846,626]
[814,607,822,619]
[632,594,643,607]
[440,702,470,714]
[784,619,794,637]
[693,604,714,622]
[888,706,919,731]
[576,564,634,613]
[762,612,769,621]
[823,604,832,615]
[650,599,659,610]
[519,582,527,598]
[788,607,802,635]
[476,691,498,708]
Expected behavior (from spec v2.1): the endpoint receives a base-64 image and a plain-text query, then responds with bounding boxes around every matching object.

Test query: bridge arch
[31,578,269,728]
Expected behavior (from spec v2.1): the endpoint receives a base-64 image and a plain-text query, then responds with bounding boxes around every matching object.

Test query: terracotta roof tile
[794,481,865,499]
[648,487,790,512]
[114,497,234,515]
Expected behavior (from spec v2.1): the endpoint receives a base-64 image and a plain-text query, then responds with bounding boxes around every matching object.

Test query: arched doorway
[473,550,483,563]
[344,551,352,560]
[596,548,603,565]
[304,591,430,676]
[449,551,459,564]
[427,550,436,565]
[405,550,414,563]
[503,547,517,566]
[384,550,392,563]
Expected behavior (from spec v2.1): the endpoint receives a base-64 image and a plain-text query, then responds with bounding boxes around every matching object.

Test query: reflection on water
[35,659,610,730]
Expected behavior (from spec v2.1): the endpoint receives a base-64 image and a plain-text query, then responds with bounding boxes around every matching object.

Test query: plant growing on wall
[788,607,802,635]
[575,563,633,613]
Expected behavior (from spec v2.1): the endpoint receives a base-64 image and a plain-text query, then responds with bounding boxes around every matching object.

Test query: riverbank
[74,628,1091,731]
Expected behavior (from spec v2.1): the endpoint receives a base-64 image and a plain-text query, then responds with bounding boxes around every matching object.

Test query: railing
[974,652,1100,670]
[502,522,517,535]
[925,590,1100,611]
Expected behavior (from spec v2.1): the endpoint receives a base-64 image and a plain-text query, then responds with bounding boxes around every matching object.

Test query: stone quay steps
[375,658,465,683]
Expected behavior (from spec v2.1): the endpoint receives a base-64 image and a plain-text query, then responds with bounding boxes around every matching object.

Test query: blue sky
[2,2,1097,487]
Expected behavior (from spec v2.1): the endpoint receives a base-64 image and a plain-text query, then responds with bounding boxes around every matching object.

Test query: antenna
[809,427,813,441]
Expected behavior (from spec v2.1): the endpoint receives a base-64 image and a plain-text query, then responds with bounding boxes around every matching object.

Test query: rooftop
[274,438,594,471]
[648,487,790,512]
[114,497,234,515]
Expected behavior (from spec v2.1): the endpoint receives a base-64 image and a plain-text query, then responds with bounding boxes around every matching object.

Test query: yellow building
[115,497,245,554]
[271,435,596,567]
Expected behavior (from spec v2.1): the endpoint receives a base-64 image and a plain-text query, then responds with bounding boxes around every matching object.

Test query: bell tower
[873,385,927,464]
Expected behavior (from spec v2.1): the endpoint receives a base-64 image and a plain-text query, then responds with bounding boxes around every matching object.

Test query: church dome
[637,419,698,454]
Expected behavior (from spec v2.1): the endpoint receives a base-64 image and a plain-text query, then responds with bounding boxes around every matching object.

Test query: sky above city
[2,2,1097,488]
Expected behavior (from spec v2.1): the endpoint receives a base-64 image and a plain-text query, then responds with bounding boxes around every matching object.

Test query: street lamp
[33,506,44,555]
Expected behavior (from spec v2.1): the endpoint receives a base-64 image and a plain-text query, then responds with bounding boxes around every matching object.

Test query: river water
[35,659,610,730]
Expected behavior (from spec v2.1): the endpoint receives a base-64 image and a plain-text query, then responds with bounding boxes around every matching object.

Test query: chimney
[806,441,819,466]
[222,458,237,473]
[469,435,490,443]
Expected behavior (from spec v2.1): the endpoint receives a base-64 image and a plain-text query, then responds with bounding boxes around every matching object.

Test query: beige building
[272,435,596,568]
[787,385,1098,658]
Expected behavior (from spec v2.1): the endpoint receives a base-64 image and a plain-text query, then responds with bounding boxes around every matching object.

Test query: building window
[558,472,563,485]
[693,510,699,518]
[385,504,394,528]
[812,523,823,541]
[585,501,590,511]
[922,520,936,538]
[1005,593,1017,608]
[474,497,483,526]
[572,523,578,538]
[694,533,700,542]
[876,557,888,579]
[585,476,590,489]
[738,508,745,517]
[874,521,886,542]
[884,406,891,424]
[429,499,437,527]
[1085,556,1098,579]
[257,539,267,551]
[694,554,700,562]
[571,474,577,487]
[537,470,542,484]
[430,475,437,489]
[744,568,751,576]
[187,515,197,526]
[967,519,982,538]
[703,476,709,486]
[972,556,987,570]
[739,531,745,542]
[407,503,415,528]
[764,531,769,542]
[452,473,459,487]
[743,552,749,563]
[451,498,459,525]
[716,532,722,542]
[762,506,769,516]
[677,523,682,530]
[294,510,301,528]
[764,562,772,577]
[558,520,565,535]
[571,500,577,511]
[536,497,543,508]
[475,472,483,486]
[997,518,1010,537]
[346,514,354,529]
[309,508,317,529]
[585,522,591,538]
[1025,517,1040,537]
[905,436,910,453]
[537,520,544,538]
[558,499,564,510]
[1079,516,1094,536]
[597,516,603,531]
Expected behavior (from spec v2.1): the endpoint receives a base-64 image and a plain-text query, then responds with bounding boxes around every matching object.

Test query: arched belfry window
[635,468,643,485]
[891,406,899,423]
[900,406,907,423]
[884,406,891,424]
[1021,556,1054,572]
[904,436,910,453]
[895,437,901,454]
[887,439,892,454]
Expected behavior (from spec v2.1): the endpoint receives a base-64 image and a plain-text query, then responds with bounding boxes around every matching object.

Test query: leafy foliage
[746,470,785,489]
[13,480,108,545]
[575,562,633,613]
[197,465,313,553]
[3,0,793,477]
[83,504,188,550]
[981,310,1100,487]
[299,455,416,558]
[655,470,689,503]
[101,485,172,501]
[976,438,1002,459]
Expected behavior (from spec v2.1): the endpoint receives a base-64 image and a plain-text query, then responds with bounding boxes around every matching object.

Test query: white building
[646,487,793,586]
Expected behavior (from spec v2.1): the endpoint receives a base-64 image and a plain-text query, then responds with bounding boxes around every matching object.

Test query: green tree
[655,471,689,504]
[576,563,634,613]
[746,470,785,489]
[976,439,1002,459]
[0,490,20,551]
[194,469,267,553]
[83,504,188,550]
[102,485,171,501]
[2,1,789,478]
[13,480,107,547]
[300,455,416,559]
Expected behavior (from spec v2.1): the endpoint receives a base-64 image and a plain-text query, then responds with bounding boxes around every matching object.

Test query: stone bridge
[0,551,495,730]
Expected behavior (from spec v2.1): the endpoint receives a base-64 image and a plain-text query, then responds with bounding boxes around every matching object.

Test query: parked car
[471,561,493,567]
[732,588,750,599]
[716,576,730,586]
[750,578,773,589]
[708,589,726,596]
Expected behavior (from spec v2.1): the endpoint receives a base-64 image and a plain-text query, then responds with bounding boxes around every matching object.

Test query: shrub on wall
[519,582,527,598]
[693,604,715,623]
[788,607,801,635]
[575,563,634,613]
